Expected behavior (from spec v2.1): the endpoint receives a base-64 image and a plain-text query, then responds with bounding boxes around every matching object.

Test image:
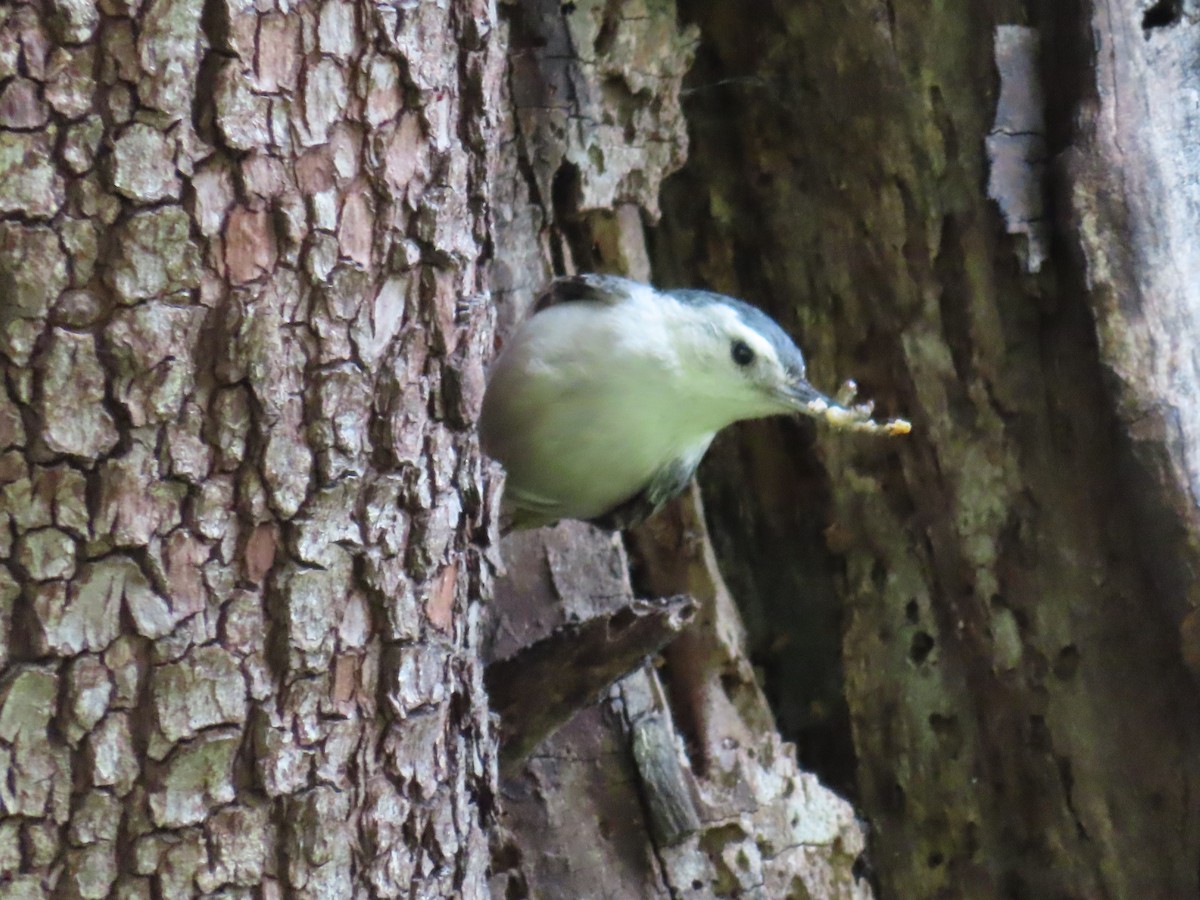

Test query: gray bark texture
[1,0,501,895]
[4,0,1198,898]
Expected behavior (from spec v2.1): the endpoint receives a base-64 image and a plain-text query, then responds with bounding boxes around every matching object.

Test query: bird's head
[662,288,832,428]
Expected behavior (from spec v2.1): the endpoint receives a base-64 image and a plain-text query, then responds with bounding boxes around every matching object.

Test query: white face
[669,299,809,426]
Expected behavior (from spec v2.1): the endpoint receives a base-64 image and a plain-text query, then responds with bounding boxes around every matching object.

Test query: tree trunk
[653,1,1200,897]
[1,0,501,895]
[8,0,1195,897]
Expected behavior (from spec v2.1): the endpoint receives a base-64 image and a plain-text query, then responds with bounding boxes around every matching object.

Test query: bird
[479,274,907,531]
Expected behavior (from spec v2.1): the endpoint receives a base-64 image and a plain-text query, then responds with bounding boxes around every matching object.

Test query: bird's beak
[776,375,911,437]
[777,376,837,418]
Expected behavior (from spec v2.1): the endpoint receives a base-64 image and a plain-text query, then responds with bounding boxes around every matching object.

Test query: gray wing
[534,274,645,312]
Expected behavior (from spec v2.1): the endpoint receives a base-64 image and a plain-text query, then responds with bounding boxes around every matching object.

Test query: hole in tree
[1143,0,1181,30]
[852,854,871,881]
[909,631,935,665]
[1053,644,1080,680]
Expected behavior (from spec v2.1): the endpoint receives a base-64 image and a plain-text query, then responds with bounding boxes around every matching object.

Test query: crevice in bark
[1141,0,1182,30]
[549,160,584,270]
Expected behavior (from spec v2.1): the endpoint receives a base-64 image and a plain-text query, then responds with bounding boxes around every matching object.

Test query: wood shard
[425,564,456,633]
[486,595,698,773]
[986,25,1048,273]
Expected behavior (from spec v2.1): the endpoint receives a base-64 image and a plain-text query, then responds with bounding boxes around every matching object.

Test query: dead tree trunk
[1,0,501,895]
[652,1,1200,897]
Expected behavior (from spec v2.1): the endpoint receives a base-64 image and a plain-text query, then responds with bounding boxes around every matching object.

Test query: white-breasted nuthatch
[480,275,909,531]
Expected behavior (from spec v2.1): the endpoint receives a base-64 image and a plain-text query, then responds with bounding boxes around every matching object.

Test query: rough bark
[1,0,501,896]
[11,0,1191,897]
[653,1,1200,897]
[1066,0,1200,633]
[488,512,869,899]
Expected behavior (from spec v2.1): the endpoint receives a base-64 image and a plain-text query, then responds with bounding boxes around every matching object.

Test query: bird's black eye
[731,340,755,367]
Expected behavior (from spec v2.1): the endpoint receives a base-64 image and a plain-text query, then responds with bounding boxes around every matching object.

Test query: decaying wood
[484,0,876,895]
[487,515,870,899]
[652,1,1200,897]
[486,594,697,772]
[1067,0,1200,638]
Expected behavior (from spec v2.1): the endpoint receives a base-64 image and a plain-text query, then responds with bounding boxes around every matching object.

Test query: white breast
[479,290,720,524]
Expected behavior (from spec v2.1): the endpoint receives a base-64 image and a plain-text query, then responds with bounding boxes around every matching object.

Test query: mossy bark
[654,1,1200,897]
